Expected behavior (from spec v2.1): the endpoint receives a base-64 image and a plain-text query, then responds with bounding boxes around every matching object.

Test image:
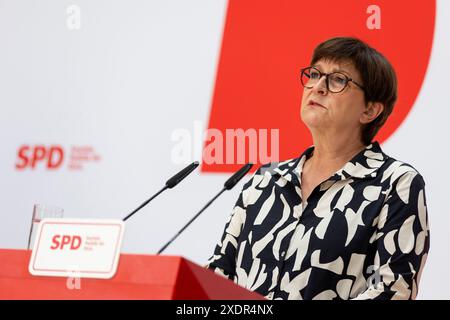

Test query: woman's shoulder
[379,154,426,189]
[241,158,299,190]
[239,158,300,206]
[256,158,299,175]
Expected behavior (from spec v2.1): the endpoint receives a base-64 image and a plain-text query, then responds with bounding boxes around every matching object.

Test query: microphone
[157,162,254,254]
[122,161,199,221]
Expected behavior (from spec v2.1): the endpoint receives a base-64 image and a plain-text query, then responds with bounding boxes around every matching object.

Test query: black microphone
[157,162,254,254]
[224,162,254,190]
[122,161,199,221]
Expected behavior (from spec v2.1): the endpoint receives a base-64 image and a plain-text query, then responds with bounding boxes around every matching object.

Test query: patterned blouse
[206,142,430,300]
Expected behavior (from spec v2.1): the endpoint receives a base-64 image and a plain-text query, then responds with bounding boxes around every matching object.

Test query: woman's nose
[312,76,328,95]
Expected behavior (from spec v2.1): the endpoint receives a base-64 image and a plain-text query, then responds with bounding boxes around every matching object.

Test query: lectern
[0,249,264,300]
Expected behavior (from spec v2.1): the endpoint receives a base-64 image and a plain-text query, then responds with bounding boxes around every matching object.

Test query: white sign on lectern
[29,218,125,279]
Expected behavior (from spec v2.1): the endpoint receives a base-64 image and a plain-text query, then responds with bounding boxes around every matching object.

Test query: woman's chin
[301,109,326,128]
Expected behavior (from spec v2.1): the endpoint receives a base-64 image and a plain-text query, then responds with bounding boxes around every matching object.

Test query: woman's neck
[307,137,366,173]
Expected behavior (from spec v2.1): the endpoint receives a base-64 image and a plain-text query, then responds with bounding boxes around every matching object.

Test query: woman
[206,37,430,300]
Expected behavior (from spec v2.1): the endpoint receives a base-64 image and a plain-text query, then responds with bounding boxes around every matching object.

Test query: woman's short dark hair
[310,37,397,145]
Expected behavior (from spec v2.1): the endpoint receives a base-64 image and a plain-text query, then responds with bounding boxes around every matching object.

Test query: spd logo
[15,145,64,170]
[15,144,101,171]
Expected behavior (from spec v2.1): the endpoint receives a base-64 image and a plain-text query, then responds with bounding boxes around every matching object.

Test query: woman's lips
[308,100,326,108]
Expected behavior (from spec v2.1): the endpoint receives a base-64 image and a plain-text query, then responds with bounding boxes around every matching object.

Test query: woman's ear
[360,102,384,124]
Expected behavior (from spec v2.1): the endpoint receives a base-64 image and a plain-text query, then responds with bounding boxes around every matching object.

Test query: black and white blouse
[207,142,430,300]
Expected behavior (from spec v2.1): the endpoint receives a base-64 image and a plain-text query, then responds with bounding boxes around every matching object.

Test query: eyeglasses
[300,66,365,93]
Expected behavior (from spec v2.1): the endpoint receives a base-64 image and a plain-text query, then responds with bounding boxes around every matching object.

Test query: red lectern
[0,249,264,300]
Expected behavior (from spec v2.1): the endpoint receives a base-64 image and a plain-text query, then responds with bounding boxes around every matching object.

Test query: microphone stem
[123,185,168,221]
[157,187,227,255]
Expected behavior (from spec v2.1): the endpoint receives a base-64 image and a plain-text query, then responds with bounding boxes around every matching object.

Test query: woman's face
[300,59,367,139]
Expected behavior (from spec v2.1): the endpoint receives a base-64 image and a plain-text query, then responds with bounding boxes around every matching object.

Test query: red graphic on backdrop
[203,0,435,173]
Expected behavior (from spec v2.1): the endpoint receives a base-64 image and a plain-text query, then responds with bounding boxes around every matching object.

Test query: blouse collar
[271,141,388,186]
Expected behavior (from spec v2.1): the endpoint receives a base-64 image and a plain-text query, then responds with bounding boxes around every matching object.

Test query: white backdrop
[0,0,449,299]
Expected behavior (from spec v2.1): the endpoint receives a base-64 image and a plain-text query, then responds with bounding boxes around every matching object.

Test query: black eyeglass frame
[300,66,365,93]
